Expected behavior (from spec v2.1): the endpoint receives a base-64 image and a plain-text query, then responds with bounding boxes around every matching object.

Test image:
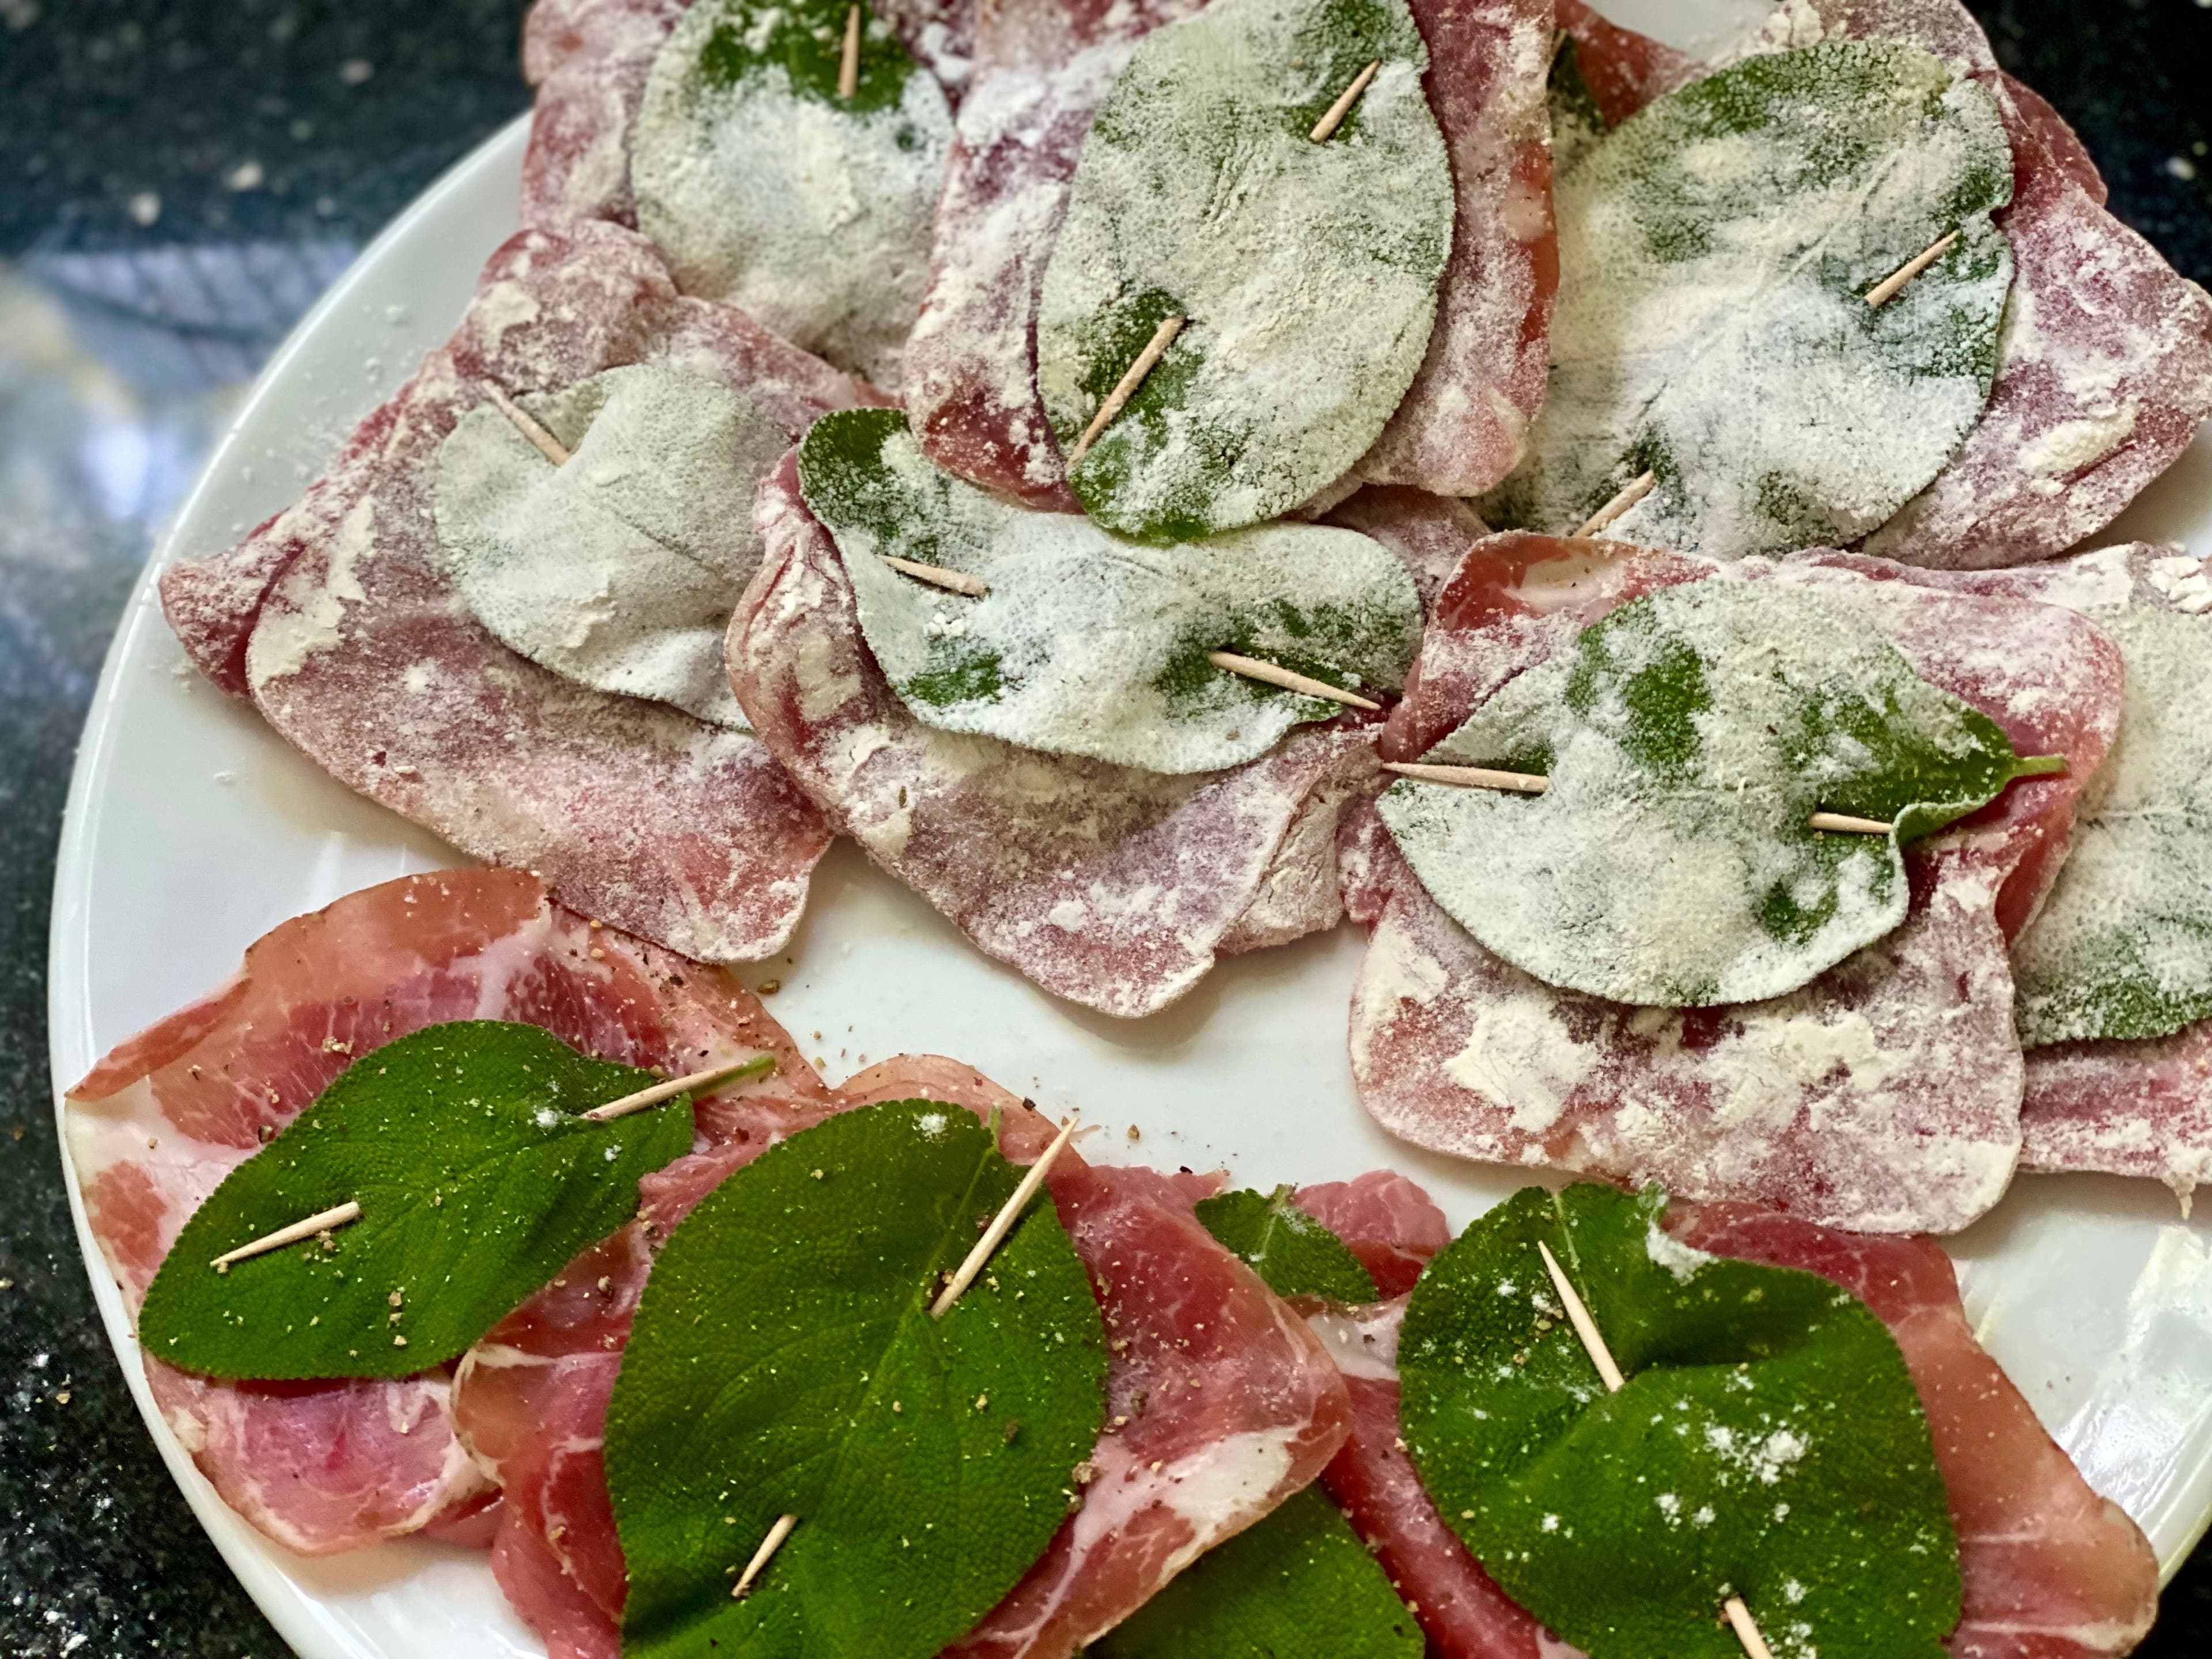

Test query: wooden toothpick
[485,383,573,467]
[1571,471,1656,539]
[1067,315,1185,464]
[1865,230,1959,308]
[1310,59,1382,142]
[733,1512,798,1599]
[583,1053,776,1122]
[931,1115,1081,1317]
[211,1201,363,1270]
[881,555,990,598]
[1382,762,1895,835]
[1210,650,1381,711]
[1535,1239,1776,1659]
[837,4,862,99]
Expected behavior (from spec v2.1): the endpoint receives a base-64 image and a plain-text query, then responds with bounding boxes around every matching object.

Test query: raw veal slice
[160,221,861,962]
[731,452,1383,1016]
[631,0,954,385]
[1346,533,2124,1234]
[1560,0,2212,570]
[1878,547,2212,1199]
[62,868,819,1555]
[434,361,786,728]
[1348,0,1556,498]
[1036,0,1451,539]
[798,408,1422,772]
[1483,40,2015,559]
[1378,579,2036,1006]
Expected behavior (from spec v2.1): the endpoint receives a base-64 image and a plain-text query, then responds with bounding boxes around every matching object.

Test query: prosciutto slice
[1671,1204,2160,1659]
[517,0,974,229]
[157,222,856,963]
[730,454,1383,1017]
[62,866,821,1557]
[1876,544,2212,1200]
[1325,486,1492,611]
[1346,532,2124,1233]
[1560,0,2212,570]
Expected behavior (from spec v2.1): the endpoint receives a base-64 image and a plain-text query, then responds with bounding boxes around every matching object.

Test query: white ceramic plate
[47,9,2212,1654]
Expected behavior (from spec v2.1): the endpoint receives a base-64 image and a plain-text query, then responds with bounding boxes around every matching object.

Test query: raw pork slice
[1351,0,1558,498]
[1877,545,2212,1199]
[1346,532,2123,1233]
[1560,0,2212,569]
[62,866,821,1556]
[1672,1203,2160,1659]
[901,0,1206,508]
[518,0,975,228]
[456,1052,1351,1658]
[731,454,1383,1017]
[158,221,859,962]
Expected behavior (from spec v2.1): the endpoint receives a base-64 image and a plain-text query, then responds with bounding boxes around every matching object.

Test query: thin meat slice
[63,866,821,1556]
[493,1503,624,1659]
[1561,0,2212,570]
[517,0,973,230]
[1671,1203,2160,1659]
[1293,1169,1452,1298]
[160,221,859,962]
[835,1058,1351,1659]
[1351,0,1557,498]
[1553,0,1698,126]
[1878,545,2212,1199]
[902,0,1205,507]
[1347,533,2124,1233]
[732,453,1383,1017]
[1325,485,1492,611]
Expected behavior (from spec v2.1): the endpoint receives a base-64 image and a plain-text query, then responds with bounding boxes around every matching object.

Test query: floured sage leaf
[1400,1184,1960,1659]
[607,1100,1107,1659]
[633,0,953,385]
[1377,579,2042,1006]
[137,1021,698,1380]
[1090,1486,1422,1659]
[1035,0,1452,540]
[1483,40,2014,559]
[2016,608,2212,1046]
[798,408,1421,772]
[435,362,787,728]
[1196,1185,1380,1302]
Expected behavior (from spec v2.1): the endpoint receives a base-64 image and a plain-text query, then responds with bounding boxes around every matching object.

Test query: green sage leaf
[1036,0,1452,540]
[1399,1184,1960,1659]
[798,408,1422,773]
[1089,1486,1422,1659]
[137,1021,699,1380]
[607,1100,1108,1659]
[1377,579,2034,1006]
[2016,607,2212,1045]
[633,0,953,384]
[1195,1186,1380,1302]
[1484,40,2014,559]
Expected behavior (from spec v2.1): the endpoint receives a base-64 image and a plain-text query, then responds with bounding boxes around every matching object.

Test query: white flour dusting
[433,363,786,728]
[632,0,953,387]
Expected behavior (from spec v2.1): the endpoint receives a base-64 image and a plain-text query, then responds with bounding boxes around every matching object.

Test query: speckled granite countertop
[1,2,2208,1655]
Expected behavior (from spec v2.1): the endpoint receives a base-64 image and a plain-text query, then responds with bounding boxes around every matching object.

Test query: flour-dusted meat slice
[1348,534,2123,1233]
[1351,0,1556,499]
[159,222,861,961]
[732,453,1382,1017]
[834,1057,1353,1659]
[1562,0,2212,570]
[62,866,818,1556]
[1553,0,1697,126]
[1870,545,2212,1199]
[1325,486,1491,611]
[902,0,1205,507]
[1293,1170,1452,1298]
[1671,1203,2160,1659]
[450,1089,843,1656]
[518,0,973,228]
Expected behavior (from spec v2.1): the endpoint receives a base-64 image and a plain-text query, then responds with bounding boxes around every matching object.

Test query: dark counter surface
[2,2,2209,1654]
